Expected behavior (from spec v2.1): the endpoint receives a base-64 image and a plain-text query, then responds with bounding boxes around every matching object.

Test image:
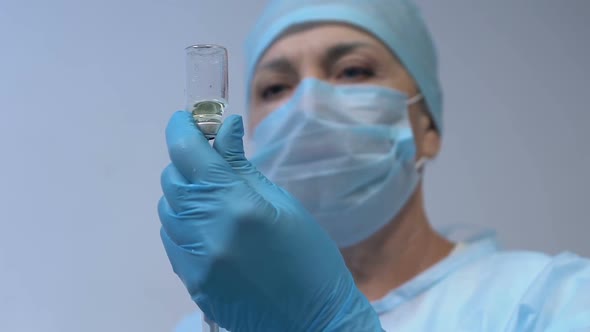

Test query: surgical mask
[250,78,424,248]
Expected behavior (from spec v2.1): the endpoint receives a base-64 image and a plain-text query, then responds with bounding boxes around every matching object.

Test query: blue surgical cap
[245,0,443,132]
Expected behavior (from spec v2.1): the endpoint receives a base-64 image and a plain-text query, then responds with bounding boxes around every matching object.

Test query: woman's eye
[261,84,289,100]
[337,67,375,81]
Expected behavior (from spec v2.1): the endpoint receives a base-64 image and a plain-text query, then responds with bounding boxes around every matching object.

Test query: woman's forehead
[256,23,386,66]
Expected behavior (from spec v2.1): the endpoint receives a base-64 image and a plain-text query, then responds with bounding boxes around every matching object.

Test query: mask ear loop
[406,93,427,172]
[406,93,423,105]
[413,119,430,172]
[415,157,428,172]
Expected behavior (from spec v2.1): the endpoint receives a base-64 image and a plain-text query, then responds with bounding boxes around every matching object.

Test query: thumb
[166,110,235,183]
[213,115,275,192]
[212,114,250,170]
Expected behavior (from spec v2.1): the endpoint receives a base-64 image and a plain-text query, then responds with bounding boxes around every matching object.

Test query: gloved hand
[158,111,383,332]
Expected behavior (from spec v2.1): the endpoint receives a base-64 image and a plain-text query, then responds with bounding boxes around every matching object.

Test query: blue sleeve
[508,252,590,332]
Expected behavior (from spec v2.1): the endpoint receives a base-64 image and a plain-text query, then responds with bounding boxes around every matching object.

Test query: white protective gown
[174,226,590,331]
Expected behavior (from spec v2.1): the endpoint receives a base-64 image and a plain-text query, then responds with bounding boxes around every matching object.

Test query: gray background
[0,0,588,331]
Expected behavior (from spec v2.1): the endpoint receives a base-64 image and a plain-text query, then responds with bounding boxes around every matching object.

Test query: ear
[417,110,441,159]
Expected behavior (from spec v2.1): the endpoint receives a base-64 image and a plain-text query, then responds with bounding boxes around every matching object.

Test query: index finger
[165,111,233,183]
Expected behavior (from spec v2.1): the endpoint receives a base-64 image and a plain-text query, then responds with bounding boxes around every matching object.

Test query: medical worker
[159,0,590,331]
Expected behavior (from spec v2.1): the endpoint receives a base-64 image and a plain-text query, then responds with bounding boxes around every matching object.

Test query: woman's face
[249,23,440,158]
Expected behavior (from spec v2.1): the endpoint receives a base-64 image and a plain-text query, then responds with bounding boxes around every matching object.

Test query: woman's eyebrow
[257,57,297,75]
[322,42,376,66]
[255,42,379,78]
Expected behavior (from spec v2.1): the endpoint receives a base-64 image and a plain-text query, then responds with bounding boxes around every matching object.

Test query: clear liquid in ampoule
[192,99,225,140]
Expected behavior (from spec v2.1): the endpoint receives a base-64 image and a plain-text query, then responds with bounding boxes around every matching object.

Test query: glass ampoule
[185,44,228,139]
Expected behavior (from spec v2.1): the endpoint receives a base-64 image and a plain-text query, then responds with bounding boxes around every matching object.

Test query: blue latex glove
[159,111,383,332]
